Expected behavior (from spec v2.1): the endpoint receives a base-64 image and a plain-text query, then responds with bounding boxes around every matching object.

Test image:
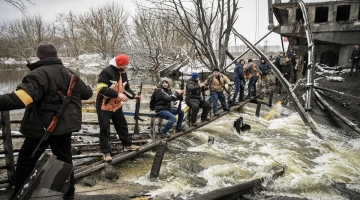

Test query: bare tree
[76,2,128,59]
[145,0,239,70]
[129,2,192,70]
[0,14,56,60]
[4,0,34,14]
[56,12,83,59]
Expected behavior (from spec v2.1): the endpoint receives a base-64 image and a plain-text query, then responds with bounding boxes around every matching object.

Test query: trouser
[232,78,245,102]
[247,76,258,97]
[156,107,184,134]
[97,107,132,153]
[211,90,228,114]
[278,75,291,94]
[186,99,210,123]
[293,69,300,82]
[14,133,75,197]
[302,64,307,77]
[350,59,359,75]
[257,75,269,90]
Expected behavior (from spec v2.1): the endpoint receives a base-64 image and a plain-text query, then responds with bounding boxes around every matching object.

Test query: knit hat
[36,42,58,59]
[213,67,220,72]
[192,72,199,79]
[115,54,130,67]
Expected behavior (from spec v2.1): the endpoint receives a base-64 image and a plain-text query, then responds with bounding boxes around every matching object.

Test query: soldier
[0,42,93,200]
[96,54,141,162]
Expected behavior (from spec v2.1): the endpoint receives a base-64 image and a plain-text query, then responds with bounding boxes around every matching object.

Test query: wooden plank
[1,111,15,186]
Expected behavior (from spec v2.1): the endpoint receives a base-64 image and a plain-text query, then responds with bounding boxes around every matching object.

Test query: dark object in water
[233,117,251,134]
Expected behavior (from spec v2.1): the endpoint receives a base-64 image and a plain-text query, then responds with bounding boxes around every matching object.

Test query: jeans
[247,76,258,97]
[156,107,184,134]
[212,90,228,114]
[232,78,244,102]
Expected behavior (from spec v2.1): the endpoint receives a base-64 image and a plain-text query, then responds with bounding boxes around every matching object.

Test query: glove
[178,95,183,101]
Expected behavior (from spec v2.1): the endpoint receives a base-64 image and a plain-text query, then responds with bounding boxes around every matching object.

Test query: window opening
[315,7,329,23]
[296,8,304,23]
[336,5,350,21]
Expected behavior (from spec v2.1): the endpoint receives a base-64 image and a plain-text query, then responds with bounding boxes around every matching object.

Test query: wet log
[314,85,360,101]
[314,89,360,134]
[191,165,285,200]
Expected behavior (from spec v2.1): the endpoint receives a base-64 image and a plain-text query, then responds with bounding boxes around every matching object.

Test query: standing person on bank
[154,77,185,138]
[96,54,141,162]
[278,56,292,95]
[348,44,360,78]
[205,68,231,116]
[257,57,271,93]
[0,42,93,200]
[231,59,246,106]
[185,72,211,126]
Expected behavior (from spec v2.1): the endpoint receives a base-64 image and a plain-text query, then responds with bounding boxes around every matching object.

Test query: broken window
[336,5,350,21]
[296,8,304,23]
[315,7,329,23]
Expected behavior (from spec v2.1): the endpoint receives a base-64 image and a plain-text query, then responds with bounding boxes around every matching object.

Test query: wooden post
[1,111,15,186]
[255,103,262,117]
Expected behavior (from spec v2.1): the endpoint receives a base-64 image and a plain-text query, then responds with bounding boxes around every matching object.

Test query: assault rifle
[177,72,184,113]
[31,74,80,157]
[134,82,144,135]
[201,70,205,99]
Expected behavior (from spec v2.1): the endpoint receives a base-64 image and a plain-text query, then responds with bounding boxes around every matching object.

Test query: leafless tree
[145,0,239,70]
[129,2,192,71]
[4,0,34,14]
[0,15,56,60]
[56,12,83,59]
[76,2,128,59]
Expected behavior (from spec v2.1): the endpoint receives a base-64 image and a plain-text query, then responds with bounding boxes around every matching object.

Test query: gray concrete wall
[339,45,355,67]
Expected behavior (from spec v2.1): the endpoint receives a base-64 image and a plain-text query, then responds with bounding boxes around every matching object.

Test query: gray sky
[0,0,332,47]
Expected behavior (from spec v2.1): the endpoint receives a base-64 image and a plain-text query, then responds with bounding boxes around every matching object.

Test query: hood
[158,77,172,89]
[109,57,117,67]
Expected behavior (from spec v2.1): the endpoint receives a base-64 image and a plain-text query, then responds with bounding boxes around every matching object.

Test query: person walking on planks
[348,44,360,78]
[96,54,141,162]
[0,42,93,200]
[257,57,271,93]
[231,59,246,106]
[205,68,231,116]
[244,60,261,99]
[185,72,211,126]
[153,77,185,138]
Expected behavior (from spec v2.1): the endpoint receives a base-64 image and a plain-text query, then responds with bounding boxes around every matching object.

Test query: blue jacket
[258,61,271,75]
[233,63,245,80]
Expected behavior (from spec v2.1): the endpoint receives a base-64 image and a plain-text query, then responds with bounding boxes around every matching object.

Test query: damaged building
[268,0,360,67]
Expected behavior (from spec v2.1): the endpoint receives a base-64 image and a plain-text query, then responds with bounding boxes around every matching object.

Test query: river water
[1,65,360,199]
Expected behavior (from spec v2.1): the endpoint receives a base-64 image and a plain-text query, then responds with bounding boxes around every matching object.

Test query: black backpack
[149,89,157,111]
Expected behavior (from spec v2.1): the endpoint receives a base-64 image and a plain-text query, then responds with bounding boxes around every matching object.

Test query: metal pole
[1,111,15,186]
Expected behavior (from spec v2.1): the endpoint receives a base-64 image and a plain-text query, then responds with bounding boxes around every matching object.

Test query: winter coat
[0,58,93,138]
[204,73,231,92]
[258,61,271,75]
[282,61,292,80]
[233,63,245,80]
[96,59,136,111]
[350,48,360,60]
[185,78,207,102]
[244,63,261,79]
[154,81,180,112]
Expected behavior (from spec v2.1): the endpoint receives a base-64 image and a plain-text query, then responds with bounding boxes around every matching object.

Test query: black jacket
[154,83,180,112]
[258,61,271,75]
[96,65,136,109]
[185,78,206,102]
[0,58,93,138]
[283,61,292,80]
[351,48,360,60]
